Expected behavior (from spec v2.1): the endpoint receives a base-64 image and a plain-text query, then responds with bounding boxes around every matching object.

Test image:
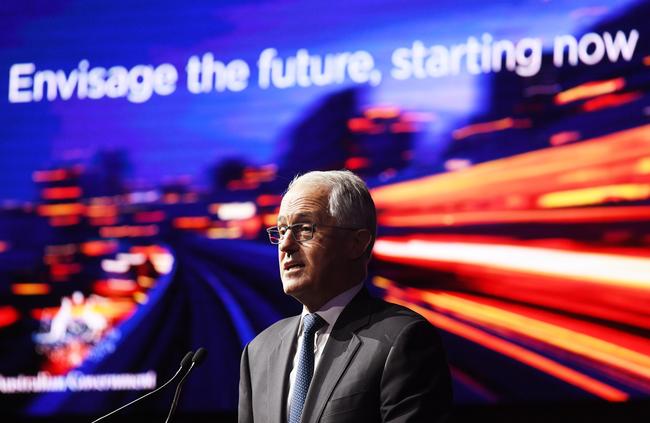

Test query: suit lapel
[300,289,373,423]
[268,317,300,423]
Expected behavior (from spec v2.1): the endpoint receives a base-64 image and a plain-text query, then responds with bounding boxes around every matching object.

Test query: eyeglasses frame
[265,222,363,244]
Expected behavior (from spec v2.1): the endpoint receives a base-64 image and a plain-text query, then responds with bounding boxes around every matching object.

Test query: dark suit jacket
[238,288,452,422]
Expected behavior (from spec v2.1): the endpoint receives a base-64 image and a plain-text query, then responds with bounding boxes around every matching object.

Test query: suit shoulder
[370,296,429,323]
[247,315,297,351]
[363,296,439,341]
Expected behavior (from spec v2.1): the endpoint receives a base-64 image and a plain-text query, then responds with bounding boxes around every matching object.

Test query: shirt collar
[299,283,364,333]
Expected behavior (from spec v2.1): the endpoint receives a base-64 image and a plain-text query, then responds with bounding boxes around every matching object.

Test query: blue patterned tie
[288,313,326,423]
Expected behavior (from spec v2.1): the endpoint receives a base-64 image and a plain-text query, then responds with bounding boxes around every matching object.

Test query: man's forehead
[280,183,328,207]
[278,184,331,222]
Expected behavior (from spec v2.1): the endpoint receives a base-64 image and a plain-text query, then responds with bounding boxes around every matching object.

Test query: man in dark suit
[239,170,452,422]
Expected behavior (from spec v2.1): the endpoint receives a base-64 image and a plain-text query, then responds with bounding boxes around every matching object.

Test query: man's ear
[348,229,372,260]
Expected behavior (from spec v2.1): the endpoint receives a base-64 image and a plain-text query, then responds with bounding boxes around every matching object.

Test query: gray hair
[287,170,377,258]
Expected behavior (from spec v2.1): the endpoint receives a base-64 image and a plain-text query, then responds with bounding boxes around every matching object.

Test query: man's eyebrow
[277,212,316,223]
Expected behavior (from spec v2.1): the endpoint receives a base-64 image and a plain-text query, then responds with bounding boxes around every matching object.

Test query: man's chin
[281,278,307,297]
[282,284,300,296]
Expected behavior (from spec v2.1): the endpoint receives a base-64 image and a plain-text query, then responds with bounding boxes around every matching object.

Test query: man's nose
[279,229,299,253]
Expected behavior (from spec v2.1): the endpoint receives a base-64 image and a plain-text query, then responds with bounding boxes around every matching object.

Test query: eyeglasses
[266,222,361,244]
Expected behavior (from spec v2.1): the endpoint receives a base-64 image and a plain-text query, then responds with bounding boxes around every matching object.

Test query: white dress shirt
[286,283,364,416]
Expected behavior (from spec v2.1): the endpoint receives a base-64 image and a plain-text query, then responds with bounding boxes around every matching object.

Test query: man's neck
[302,283,364,314]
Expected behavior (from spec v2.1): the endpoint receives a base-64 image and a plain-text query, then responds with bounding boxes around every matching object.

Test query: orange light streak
[130,245,167,255]
[373,238,650,290]
[452,117,531,140]
[385,295,628,402]
[41,186,82,200]
[371,125,650,210]
[538,183,650,208]
[454,288,650,354]
[93,279,138,296]
[12,283,50,295]
[378,205,650,227]
[80,240,118,256]
[37,203,85,217]
[582,92,642,112]
[555,77,625,105]
[173,216,211,229]
[92,299,136,319]
[383,259,650,329]
[386,284,650,381]
[364,106,400,119]
[207,226,242,239]
[86,204,118,218]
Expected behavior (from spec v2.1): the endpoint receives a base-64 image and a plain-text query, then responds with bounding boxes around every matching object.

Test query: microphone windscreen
[180,351,194,369]
[192,348,207,367]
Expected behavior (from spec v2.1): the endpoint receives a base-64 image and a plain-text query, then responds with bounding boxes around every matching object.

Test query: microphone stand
[91,351,193,423]
[164,347,207,423]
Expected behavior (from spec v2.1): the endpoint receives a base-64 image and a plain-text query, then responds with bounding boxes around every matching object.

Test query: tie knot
[302,313,325,336]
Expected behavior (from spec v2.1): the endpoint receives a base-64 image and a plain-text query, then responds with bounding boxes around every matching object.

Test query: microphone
[164,347,207,423]
[91,351,194,423]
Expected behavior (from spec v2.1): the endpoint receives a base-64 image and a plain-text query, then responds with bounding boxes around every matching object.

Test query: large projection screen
[1,0,649,420]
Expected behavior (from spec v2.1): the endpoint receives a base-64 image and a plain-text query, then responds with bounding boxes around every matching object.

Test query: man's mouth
[283,262,305,272]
